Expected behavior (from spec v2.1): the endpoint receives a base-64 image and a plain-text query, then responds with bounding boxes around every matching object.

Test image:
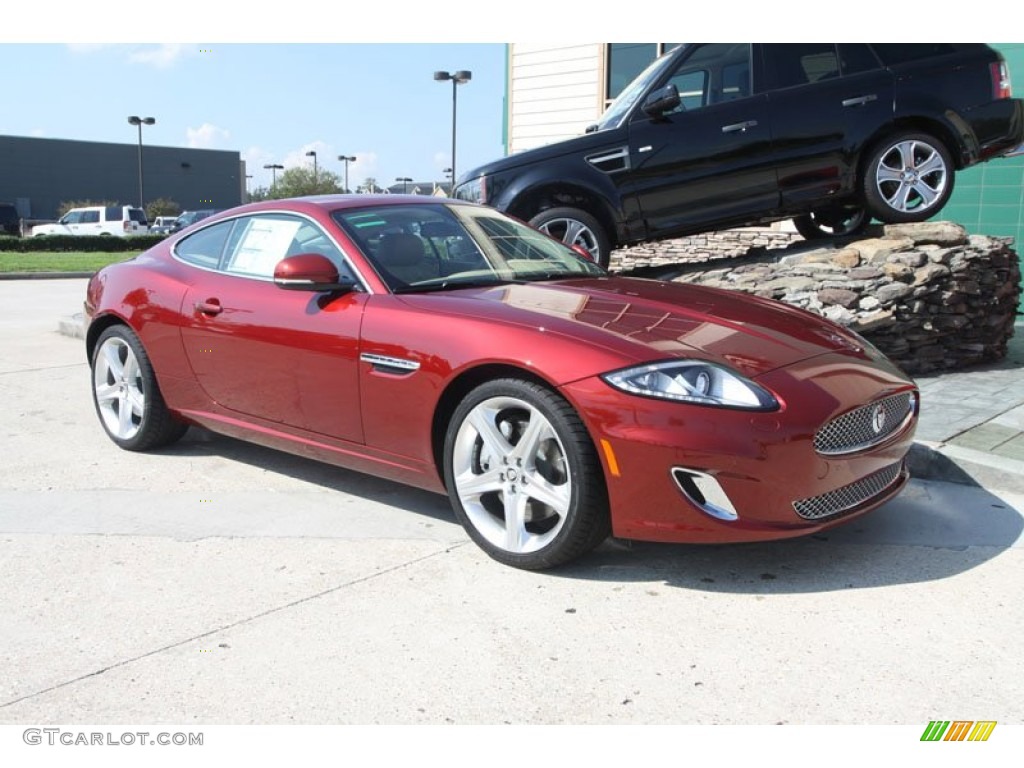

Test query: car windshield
[332,203,605,293]
[594,46,682,131]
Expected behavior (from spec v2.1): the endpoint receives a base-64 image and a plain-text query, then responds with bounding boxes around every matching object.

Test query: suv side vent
[585,147,630,174]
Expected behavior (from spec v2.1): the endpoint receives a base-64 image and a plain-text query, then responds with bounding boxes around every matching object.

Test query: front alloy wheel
[863,132,954,222]
[444,379,610,569]
[529,207,612,268]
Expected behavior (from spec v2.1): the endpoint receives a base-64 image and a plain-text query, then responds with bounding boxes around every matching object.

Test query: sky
[0,43,506,192]
[1,3,1010,195]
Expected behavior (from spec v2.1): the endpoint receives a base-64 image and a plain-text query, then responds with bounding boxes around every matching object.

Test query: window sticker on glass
[228,217,303,276]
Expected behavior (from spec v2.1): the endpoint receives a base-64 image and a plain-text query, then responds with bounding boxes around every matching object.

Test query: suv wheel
[529,207,612,268]
[862,131,954,223]
[793,207,870,240]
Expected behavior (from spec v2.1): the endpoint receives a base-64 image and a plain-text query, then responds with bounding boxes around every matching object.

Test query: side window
[662,43,750,114]
[80,210,100,224]
[62,211,83,224]
[839,44,881,75]
[764,44,840,90]
[105,206,124,222]
[175,220,235,270]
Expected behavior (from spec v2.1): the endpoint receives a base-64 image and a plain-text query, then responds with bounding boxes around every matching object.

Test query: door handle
[842,94,878,107]
[194,299,223,316]
[722,120,758,133]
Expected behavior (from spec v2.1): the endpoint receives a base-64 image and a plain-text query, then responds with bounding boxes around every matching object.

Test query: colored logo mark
[921,720,997,742]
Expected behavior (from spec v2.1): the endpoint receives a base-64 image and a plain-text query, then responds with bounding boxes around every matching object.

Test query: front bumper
[563,352,918,544]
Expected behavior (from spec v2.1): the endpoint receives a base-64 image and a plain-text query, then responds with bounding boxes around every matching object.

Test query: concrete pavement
[0,278,1021,727]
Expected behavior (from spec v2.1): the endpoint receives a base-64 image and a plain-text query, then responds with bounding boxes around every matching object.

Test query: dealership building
[0,135,245,222]
[502,43,1024,247]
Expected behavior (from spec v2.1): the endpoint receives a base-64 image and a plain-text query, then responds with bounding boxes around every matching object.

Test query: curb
[0,272,95,280]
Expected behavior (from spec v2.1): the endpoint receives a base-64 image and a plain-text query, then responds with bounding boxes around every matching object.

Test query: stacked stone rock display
[612,222,1021,375]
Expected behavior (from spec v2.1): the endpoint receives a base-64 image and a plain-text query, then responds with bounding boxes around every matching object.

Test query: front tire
[91,325,188,451]
[443,378,610,569]
[862,131,954,223]
[529,207,612,268]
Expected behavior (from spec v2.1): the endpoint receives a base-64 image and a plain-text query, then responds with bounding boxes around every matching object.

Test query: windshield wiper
[392,276,516,294]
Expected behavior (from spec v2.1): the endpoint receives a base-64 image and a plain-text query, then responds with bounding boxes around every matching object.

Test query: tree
[247,186,272,203]
[271,166,343,199]
[145,197,181,219]
[58,199,118,216]
[358,177,382,194]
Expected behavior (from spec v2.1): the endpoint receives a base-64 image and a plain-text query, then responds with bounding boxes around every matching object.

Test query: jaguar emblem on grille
[871,404,887,434]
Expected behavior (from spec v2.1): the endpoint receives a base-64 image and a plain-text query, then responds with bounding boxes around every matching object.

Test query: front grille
[814,392,915,456]
[793,462,903,521]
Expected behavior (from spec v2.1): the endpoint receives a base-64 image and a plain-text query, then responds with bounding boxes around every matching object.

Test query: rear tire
[793,207,870,240]
[862,131,954,222]
[91,325,188,451]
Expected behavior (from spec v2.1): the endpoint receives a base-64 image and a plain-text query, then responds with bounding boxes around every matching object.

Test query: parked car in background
[31,205,149,237]
[455,43,1024,266]
[150,216,179,236]
[0,202,19,236]
[84,195,918,570]
[170,209,221,233]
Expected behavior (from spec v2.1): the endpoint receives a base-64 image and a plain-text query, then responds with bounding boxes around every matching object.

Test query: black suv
[455,43,1024,266]
[0,202,20,236]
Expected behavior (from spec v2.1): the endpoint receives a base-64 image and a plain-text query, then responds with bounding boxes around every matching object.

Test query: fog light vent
[671,468,738,521]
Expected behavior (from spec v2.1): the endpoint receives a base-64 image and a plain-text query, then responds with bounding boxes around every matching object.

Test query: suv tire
[529,207,612,268]
[862,131,955,223]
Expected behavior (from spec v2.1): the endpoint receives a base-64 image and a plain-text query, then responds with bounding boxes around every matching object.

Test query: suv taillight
[124,220,131,232]
[991,60,1012,99]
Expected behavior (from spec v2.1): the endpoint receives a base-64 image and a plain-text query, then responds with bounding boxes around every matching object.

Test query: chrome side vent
[585,147,630,174]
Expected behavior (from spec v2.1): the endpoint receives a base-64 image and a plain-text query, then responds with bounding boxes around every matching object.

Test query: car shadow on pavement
[154,426,455,523]
[560,477,1023,593]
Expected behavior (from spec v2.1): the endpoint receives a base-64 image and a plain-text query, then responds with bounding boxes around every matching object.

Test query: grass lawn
[0,251,139,273]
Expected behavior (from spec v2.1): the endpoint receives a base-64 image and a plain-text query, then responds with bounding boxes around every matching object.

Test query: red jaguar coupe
[85,195,919,569]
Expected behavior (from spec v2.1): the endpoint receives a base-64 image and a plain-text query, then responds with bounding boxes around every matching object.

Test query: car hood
[401,277,888,379]
[456,129,621,183]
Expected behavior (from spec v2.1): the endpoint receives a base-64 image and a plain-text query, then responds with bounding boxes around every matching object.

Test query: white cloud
[29,128,46,138]
[128,44,191,69]
[66,44,110,54]
[186,123,231,149]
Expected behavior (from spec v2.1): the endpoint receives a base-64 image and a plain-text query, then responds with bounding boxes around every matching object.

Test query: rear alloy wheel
[91,325,188,451]
[443,379,610,569]
[862,132,954,223]
[793,207,870,240]
[529,207,612,268]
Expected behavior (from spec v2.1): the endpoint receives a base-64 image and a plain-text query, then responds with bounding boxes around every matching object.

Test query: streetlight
[338,155,356,193]
[127,116,156,210]
[306,150,318,189]
[263,163,284,190]
[395,176,412,195]
[433,70,471,182]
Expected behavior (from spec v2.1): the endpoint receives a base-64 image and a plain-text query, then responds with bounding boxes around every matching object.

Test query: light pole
[433,70,471,182]
[263,163,283,192]
[306,150,318,190]
[338,155,356,193]
[395,176,412,195]
[127,116,155,210]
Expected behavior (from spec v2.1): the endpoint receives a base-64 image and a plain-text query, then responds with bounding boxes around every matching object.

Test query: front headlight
[454,175,486,204]
[602,360,778,410]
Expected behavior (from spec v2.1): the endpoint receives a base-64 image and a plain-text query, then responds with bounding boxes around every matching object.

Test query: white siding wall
[507,44,604,155]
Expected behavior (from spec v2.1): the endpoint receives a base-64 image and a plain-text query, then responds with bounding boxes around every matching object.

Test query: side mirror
[584,123,599,134]
[273,253,358,292]
[642,84,681,117]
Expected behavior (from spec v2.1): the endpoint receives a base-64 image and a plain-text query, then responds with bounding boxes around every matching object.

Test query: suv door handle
[194,299,223,316]
[842,94,878,107]
[722,120,758,133]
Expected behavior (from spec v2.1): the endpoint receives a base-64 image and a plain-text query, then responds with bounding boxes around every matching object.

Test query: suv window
[128,209,148,224]
[81,210,100,224]
[871,44,957,66]
[764,44,840,90]
[838,44,881,75]
[663,43,751,113]
[105,206,124,222]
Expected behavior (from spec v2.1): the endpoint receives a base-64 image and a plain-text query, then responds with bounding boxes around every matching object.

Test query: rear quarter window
[871,44,957,66]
